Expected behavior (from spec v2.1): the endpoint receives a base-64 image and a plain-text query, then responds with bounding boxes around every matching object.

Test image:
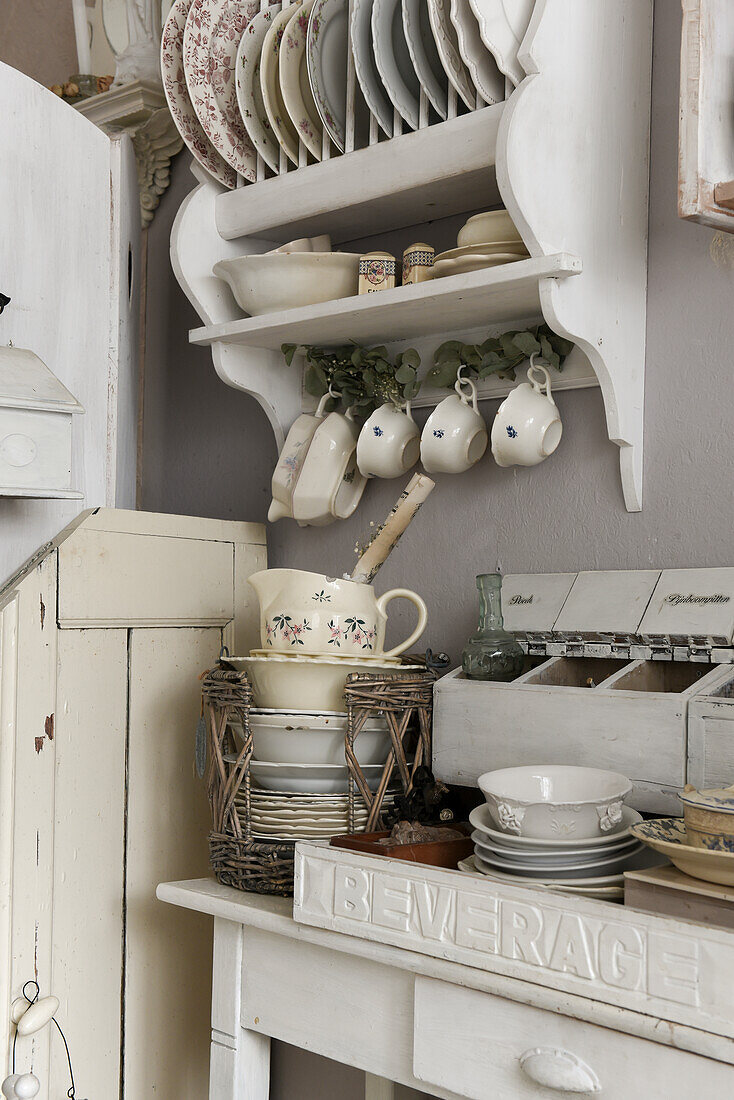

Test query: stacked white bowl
[464,766,663,901]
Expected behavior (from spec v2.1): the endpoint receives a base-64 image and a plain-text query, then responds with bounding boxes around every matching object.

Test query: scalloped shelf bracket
[496,0,653,511]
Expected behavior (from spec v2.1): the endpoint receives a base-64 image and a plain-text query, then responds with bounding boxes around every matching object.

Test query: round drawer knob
[519,1047,601,1093]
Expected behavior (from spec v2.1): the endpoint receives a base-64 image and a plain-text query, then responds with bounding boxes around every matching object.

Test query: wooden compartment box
[433,569,734,814]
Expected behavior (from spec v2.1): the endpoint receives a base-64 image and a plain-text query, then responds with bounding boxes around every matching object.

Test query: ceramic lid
[679,783,734,813]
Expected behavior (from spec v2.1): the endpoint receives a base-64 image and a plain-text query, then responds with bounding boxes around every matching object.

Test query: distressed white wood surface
[57,527,234,627]
[0,63,136,585]
[215,107,504,243]
[158,878,734,1068]
[108,135,141,509]
[365,1074,398,1100]
[124,627,219,1098]
[554,570,660,635]
[51,628,128,1096]
[210,918,271,1100]
[498,0,653,510]
[413,977,734,1099]
[0,510,267,1094]
[4,557,58,1085]
[190,254,581,353]
[0,595,18,1075]
[241,926,461,1099]
[640,568,734,642]
[294,841,734,1042]
[501,573,576,633]
[679,0,734,231]
[432,662,730,810]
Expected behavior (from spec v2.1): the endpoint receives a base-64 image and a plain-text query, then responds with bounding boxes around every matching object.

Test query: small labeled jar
[402,242,434,285]
[358,251,396,294]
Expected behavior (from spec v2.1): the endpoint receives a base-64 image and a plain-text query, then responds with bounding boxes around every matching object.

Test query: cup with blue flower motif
[491,357,562,468]
[356,401,420,479]
[420,374,488,474]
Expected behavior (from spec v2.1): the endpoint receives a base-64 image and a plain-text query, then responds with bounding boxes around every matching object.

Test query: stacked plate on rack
[162,0,537,182]
[226,707,396,839]
[462,802,652,901]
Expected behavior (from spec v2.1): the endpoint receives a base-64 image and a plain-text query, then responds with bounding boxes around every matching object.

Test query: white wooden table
[158,877,734,1099]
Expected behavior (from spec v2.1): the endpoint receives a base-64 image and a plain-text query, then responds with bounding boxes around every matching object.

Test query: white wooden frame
[679,0,734,231]
[171,0,653,511]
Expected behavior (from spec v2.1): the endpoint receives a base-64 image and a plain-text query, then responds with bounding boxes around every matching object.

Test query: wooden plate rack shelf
[171,0,654,511]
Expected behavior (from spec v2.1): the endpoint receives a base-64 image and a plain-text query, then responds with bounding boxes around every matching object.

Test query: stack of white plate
[461,803,660,901]
[236,789,395,840]
[226,707,396,839]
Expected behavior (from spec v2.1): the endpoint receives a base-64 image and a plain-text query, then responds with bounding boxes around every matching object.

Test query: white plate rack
[243,0,494,184]
[172,0,654,511]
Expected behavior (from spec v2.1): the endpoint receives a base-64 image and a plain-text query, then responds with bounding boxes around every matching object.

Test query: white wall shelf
[190,255,581,351]
[171,0,654,511]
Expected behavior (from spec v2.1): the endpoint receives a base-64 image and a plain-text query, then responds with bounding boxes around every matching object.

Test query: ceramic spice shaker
[402,242,434,285]
[359,251,396,294]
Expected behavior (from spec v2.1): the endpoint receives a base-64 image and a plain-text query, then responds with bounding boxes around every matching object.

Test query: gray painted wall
[141,3,734,1095]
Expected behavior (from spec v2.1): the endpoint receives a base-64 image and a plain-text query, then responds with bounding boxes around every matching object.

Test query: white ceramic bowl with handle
[478,765,632,840]
[250,709,390,765]
[213,252,360,316]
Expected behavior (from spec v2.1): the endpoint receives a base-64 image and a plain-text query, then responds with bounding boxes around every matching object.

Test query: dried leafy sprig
[426,324,575,390]
[281,342,421,418]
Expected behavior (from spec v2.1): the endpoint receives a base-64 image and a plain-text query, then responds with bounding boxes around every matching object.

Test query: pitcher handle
[376,589,428,657]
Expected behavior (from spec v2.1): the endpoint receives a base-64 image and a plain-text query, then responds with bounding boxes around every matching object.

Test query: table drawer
[413,977,734,1099]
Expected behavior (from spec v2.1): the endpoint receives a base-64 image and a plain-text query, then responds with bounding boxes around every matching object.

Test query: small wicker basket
[202,663,435,897]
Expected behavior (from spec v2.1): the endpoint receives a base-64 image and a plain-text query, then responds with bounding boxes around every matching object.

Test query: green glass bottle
[462,573,525,681]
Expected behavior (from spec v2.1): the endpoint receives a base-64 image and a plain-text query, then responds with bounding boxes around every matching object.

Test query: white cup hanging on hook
[491,353,563,467]
[356,400,421,479]
[420,368,488,474]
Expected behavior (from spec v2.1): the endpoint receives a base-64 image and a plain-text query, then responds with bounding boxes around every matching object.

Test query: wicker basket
[202,663,436,896]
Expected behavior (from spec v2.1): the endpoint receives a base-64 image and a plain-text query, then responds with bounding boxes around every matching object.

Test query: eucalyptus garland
[425,324,575,389]
[281,324,574,417]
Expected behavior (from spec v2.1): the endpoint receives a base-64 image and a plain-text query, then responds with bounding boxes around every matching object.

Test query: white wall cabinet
[0,508,266,1097]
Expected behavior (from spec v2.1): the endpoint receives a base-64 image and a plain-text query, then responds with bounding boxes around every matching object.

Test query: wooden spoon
[350,473,435,584]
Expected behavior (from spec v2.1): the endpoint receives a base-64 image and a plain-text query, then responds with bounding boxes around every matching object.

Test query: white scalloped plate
[449,0,504,104]
[468,0,533,87]
[469,802,643,849]
[351,0,394,137]
[372,0,421,131]
[280,0,324,159]
[184,0,259,179]
[161,0,236,187]
[427,0,476,109]
[307,0,348,151]
[235,2,282,171]
[402,0,448,119]
[261,1,302,165]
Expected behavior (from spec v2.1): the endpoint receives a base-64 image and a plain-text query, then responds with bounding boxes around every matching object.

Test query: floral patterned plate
[183,0,259,179]
[161,0,237,187]
[279,0,324,160]
[235,4,283,174]
[632,817,734,886]
[427,0,477,109]
[307,0,348,152]
[449,0,504,104]
[260,1,303,165]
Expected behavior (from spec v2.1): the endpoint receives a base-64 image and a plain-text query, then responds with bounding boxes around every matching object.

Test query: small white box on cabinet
[0,346,84,498]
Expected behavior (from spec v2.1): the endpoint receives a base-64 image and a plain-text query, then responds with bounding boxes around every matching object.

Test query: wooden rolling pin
[351,473,435,584]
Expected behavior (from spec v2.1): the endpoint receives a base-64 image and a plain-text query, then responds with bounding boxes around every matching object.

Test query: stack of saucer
[235,788,396,841]
[433,209,529,279]
[463,802,650,901]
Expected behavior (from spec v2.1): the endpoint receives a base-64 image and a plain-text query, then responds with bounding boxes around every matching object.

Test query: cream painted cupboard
[0,508,266,1096]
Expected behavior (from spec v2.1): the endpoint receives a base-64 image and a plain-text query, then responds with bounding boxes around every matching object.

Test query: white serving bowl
[250,709,390,766]
[456,209,524,248]
[212,252,360,316]
[249,760,385,794]
[225,655,423,712]
[478,765,632,840]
